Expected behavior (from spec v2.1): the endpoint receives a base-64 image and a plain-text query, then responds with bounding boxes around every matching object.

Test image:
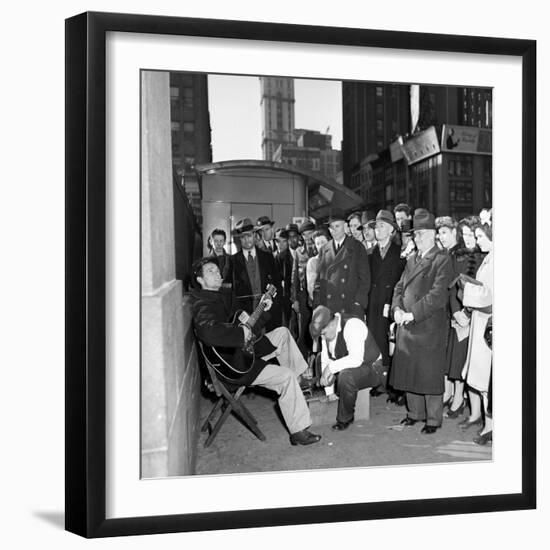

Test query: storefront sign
[400,126,440,165]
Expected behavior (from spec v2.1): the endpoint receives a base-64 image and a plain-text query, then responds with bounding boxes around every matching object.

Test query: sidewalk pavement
[195,388,492,475]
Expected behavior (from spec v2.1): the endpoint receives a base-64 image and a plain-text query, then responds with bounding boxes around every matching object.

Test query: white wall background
[0,0,547,547]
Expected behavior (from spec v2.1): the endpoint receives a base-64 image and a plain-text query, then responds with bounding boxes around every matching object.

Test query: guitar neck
[247,298,267,329]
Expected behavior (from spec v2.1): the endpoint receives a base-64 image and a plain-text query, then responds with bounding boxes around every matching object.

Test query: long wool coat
[313,235,371,317]
[390,246,454,395]
[461,250,493,392]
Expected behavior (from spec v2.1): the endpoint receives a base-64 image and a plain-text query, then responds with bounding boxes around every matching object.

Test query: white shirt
[321,314,369,374]
[244,247,256,260]
[333,236,346,249]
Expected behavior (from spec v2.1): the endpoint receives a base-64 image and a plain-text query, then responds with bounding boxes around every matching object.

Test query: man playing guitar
[190,257,321,446]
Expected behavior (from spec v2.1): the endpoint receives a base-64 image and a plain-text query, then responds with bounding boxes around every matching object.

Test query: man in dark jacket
[390,209,454,433]
[274,228,293,328]
[230,218,283,332]
[367,210,406,367]
[310,305,386,431]
[191,257,321,446]
[313,209,371,318]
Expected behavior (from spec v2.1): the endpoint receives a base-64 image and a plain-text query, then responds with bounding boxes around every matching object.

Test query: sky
[208,74,343,161]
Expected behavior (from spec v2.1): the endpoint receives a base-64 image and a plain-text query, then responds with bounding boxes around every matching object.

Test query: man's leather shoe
[290,429,322,446]
[331,419,353,431]
[421,425,439,434]
[400,416,421,426]
[458,416,483,431]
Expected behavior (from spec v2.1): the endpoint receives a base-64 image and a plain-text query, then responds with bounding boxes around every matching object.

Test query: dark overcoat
[313,235,370,317]
[230,247,283,332]
[366,241,405,365]
[274,248,293,326]
[390,245,453,394]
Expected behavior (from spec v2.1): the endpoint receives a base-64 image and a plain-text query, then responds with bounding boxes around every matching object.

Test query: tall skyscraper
[342,82,411,188]
[260,77,296,161]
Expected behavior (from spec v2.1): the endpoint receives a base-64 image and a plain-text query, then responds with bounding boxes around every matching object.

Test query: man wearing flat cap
[299,219,317,259]
[230,218,283,332]
[313,209,371,318]
[310,305,386,430]
[255,215,277,255]
[390,209,454,433]
[366,210,406,393]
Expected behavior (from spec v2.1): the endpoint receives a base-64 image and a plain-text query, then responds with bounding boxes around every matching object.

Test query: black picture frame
[65,11,536,538]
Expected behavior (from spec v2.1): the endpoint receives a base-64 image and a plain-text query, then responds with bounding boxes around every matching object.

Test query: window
[183,122,195,133]
[376,119,383,132]
[376,103,384,117]
[376,86,383,97]
[377,140,384,150]
[183,88,194,108]
[171,121,180,132]
[170,86,179,98]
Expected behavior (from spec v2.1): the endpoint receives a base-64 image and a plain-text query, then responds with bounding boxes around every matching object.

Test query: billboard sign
[441,124,492,155]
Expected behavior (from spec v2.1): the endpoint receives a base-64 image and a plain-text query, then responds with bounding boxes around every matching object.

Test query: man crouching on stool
[191,257,321,446]
[310,305,387,431]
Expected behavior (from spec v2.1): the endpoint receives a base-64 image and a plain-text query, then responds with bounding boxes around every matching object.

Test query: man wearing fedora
[230,218,283,333]
[309,305,386,430]
[390,209,454,433]
[313,209,371,319]
[366,210,406,395]
[255,215,277,255]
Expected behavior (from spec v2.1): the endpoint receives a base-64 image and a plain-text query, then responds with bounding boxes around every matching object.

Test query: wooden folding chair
[197,341,266,447]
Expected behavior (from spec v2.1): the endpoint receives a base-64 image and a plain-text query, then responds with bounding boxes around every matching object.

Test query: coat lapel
[327,236,350,275]
[402,246,439,288]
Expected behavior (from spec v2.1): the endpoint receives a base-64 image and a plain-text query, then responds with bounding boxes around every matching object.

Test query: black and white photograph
[141,70,495,478]
[3,0,545,547]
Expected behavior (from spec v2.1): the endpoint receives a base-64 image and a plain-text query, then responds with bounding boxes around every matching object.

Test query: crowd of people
[190,203,494,448]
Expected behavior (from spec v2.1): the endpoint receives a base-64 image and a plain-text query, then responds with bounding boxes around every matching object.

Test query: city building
[169,72,213,226]
[260,77,296,161]
[342,82,410,189]
[273,129,342,180]
[343,82,492,217]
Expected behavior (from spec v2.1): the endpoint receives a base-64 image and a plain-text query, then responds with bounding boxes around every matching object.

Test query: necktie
[247,251,253,263]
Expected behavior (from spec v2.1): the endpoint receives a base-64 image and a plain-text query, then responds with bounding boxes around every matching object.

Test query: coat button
[344,264,348,269]
[327,294,332,299]
[341,278,346,283]
[341,294,345,299]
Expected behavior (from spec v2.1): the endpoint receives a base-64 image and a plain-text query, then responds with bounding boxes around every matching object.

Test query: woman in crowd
[445,216,485,419]
[460,219,494,444]
[436,216,483,418]
[306,228,331,305]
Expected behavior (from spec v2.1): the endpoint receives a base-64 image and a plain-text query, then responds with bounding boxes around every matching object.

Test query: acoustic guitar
[201,284,278,381]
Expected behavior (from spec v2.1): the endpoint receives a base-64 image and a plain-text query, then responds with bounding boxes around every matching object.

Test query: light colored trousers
[250,327,311,434]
